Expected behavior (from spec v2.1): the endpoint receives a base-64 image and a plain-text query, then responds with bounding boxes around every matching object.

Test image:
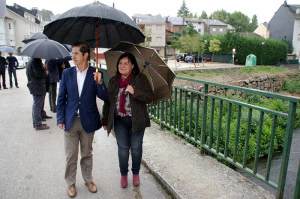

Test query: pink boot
[120,176,128,188]
[132,174,140,187]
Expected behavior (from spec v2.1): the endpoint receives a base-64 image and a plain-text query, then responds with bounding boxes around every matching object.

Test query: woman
[102,52,154,188]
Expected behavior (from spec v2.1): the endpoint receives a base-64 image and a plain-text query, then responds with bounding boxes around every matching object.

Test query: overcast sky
[5,0,300,23]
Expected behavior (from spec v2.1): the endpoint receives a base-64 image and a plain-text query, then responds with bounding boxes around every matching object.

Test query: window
[212,28,216,32]
[220,28,223,32]
[8,23,11,29]
[198,28,201,32]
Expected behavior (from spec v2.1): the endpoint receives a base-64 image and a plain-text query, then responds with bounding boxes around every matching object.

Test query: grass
[282,75,300,94]
[176,66,289,80]
[239,66,287,74]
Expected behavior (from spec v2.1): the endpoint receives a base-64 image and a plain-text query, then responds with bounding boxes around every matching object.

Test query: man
[45,59,60,113]
[0,51,7,90]
[26,58,50,130]
[6,52,19,88]
[56,42,107,198]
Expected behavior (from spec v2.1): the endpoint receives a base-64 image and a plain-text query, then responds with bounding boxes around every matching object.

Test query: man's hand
[93,71,102,84]
[58,123,65,130]
[125,85,134,95]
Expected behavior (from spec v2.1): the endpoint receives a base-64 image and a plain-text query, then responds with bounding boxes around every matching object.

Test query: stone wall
[174,74,297,94]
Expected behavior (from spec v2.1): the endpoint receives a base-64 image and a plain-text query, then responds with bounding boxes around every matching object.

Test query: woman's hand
[125,85,134,95]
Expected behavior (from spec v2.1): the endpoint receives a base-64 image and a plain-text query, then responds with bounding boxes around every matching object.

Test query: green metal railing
[149,76,299,199]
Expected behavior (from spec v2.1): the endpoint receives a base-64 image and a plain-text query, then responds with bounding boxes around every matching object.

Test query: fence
[149,76,299,199]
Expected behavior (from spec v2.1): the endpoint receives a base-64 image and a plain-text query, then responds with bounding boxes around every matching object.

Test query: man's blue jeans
[114,116,145,176]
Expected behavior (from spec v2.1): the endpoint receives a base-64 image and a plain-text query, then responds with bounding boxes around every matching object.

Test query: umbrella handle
[95,24,101,72]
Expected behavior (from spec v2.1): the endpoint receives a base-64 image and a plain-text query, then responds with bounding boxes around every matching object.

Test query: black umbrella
[22,32,48,44]
[21,39,70,59]
[43,1,145,48]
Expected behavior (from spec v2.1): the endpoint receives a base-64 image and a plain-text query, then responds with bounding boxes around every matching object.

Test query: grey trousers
[32,94,45,127]
[64,117,95,186]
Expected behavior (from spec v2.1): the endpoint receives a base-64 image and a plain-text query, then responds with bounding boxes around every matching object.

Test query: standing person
[0,51,7,90]
[56,42,107,198]
[26,58,50,130]
[102,52,154,189]
[6,52,19,88]
[45,59,60,113]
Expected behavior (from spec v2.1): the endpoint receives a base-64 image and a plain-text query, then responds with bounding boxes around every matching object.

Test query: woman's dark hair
[116,52,140,76]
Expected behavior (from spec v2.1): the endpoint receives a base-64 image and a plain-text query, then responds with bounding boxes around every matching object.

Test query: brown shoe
[85,181,97,193]
[67,184,77,198]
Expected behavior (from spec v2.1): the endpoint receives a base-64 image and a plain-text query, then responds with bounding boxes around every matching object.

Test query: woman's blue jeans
[114,116,145,176]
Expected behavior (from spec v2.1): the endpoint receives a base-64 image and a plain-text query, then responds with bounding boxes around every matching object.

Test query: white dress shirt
[76,66,88,97]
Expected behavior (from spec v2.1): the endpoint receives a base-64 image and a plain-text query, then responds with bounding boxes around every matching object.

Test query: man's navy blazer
[56,66,108,133]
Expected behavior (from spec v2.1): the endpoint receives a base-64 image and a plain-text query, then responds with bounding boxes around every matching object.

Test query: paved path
[0,69,170,199]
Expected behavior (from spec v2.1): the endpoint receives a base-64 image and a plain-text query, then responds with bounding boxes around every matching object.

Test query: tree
[209,39,221,54]
[228,11,250,32]
[40,9,54,21]
[182,24,198,36]
[210,9,230,23]
[177,34,205,59]
[249,15,258,32]
[200,11,208,19]
[177,0,190,17]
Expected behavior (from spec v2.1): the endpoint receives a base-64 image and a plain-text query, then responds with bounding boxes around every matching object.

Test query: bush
[207,32,288,65]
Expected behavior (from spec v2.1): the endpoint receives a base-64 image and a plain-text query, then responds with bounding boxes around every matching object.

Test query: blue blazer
[56,66,108,133]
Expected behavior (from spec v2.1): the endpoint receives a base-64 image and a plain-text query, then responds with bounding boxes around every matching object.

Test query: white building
[0,1,43,53]
[292,9,300,58]
[133,14,166,57]
[254,22,270,39]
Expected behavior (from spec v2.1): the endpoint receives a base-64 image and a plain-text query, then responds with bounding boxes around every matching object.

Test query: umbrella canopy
[0,46,15,53]
[104,42,176,102]
[21,39,70,59]
[22,32,48,44]
[43,1,145,48]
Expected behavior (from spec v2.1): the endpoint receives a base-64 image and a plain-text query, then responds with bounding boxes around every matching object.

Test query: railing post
[200,83,208,152]
[277,101,297,199]
[294,160,300,199]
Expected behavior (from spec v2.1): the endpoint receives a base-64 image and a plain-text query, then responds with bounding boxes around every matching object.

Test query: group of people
[0,52,19,89]
[51,42,154,198]
[26,56,70,130]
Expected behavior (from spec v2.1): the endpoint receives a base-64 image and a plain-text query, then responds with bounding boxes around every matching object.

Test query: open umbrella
[22,32,48,44]
[43,1,145,71]
[43,1,144,48]
[0,46,15,53]
[104,42,176,102]
[21,39,70,59]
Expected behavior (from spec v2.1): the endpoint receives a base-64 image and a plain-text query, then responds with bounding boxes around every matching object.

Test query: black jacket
[26,59,47,96]
[0,56,7,71]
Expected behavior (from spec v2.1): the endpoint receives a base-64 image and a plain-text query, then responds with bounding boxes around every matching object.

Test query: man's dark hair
[116,52,140,76]
[72,42,90,59]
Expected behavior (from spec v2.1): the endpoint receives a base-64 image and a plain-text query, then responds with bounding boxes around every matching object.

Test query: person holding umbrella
[102,52,154,188]
[26,58,50,130]
[56,42,107,198]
